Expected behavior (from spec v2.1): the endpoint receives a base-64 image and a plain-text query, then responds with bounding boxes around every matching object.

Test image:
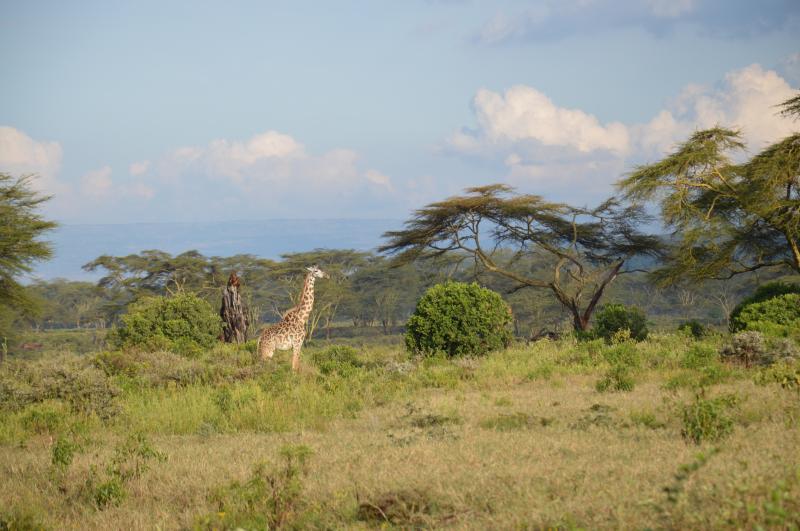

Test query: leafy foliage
[0,356,120,419]
[678,320,708,339]
[0,174,57,344]
[681,392,739,444]
[311,345,364,377]
[618,94,800,283]
[591,303,648,342]
[728,282,800,340]
[405,282,512,357]
[729,282,800,331]
[109,293,222,355]
[381,184,662,331]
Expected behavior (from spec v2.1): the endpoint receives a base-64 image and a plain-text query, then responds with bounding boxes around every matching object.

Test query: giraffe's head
[306,265,329,279]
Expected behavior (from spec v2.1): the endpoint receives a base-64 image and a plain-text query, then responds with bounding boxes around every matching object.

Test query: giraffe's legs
[258,337,276,361]
[291,344,302,372]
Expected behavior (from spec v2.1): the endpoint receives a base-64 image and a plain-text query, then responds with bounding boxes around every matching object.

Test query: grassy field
[1,333,799,529]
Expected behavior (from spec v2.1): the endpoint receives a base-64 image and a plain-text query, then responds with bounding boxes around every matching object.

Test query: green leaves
[381,184,662,331]
[0,173,57,343]
[618,94,800,283]
[109,293,222,355]
[405,281,512,357]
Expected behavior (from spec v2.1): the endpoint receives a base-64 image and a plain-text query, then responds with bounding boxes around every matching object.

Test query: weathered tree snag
[220,272,248,343]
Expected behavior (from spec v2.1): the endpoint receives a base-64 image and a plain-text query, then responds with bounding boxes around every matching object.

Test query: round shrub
[678,319,708,339]
[110,293,222,355]
[405,281,512,357]
[730,282,800,333]
[730,292,800,340]
[591,304,648,342]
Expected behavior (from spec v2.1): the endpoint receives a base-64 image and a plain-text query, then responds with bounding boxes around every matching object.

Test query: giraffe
[257,265,328,371]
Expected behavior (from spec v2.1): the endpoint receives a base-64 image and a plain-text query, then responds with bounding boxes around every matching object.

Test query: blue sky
[1,0,798,223]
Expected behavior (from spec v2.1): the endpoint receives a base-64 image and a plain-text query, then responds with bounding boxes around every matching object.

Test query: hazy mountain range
[33,219,403,281]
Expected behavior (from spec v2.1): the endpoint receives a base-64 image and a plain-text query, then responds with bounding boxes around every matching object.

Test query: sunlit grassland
[1,334,798,529]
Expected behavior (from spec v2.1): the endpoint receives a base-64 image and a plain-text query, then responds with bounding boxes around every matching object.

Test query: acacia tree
[618,94,800,283]
[83,250,276,321]
[0,174,57,348]
[380,185,662,331]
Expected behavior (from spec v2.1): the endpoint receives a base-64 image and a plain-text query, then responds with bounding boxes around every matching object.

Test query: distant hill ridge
[34,219,404,281]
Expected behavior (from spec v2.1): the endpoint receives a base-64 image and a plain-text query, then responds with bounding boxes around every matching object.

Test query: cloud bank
[445,63,797,200]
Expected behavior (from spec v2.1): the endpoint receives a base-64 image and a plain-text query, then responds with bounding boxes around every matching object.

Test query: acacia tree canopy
[618,93,800,283]
[0,174,57,341]
[380,184,662,331]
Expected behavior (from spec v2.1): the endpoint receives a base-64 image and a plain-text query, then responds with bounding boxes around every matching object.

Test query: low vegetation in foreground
[1,331,799,530]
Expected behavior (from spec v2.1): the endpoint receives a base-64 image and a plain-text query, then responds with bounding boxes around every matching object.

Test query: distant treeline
[24,248,796,339]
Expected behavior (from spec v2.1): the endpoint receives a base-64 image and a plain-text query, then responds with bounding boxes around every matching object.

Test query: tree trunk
[220,272,248,343]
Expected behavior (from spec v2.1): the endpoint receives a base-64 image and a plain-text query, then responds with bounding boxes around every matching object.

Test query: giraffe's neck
[295,272,316,322]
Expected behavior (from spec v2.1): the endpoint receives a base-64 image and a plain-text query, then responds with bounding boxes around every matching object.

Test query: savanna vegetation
[1,95,799,529]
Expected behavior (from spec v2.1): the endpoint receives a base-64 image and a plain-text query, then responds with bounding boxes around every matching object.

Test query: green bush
[730,293,800,340]
[405,282,512,357]
[109,293,222,355]
[678,320,708,339]
[596,364,636,392]
[0,357,120,420]
[755,360,800,390]
[591,304,648,342]
[681,345,719,369]
[681,392,739,444]
[311,345,364,377]
[730,282,800,331]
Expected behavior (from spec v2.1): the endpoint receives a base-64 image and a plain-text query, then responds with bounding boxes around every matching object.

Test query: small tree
[405,281,512,357]
[0,174,57,348]
[381,185,662,331]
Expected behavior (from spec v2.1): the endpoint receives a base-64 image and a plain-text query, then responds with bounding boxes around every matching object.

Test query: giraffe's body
[258,266,327,371]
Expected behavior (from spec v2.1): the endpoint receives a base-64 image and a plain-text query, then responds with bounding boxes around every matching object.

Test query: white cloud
[636,63,797,155]
[129,160,150,176]
[80,166,113,198]
[364,169,394,191]
[445,63,797,200]
[449,85,630,156]
[142,130,399,217]
[0,126,63,193]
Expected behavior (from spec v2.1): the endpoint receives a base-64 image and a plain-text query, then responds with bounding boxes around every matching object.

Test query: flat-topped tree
[618,93,800,284]
[380,184,662,332]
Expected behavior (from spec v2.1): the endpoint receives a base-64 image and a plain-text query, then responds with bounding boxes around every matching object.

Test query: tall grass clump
[108,293,222,355]
[405,282,512,357]
[197,445,313,530]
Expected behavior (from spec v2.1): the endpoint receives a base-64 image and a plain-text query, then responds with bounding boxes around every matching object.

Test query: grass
[0,333,799,529]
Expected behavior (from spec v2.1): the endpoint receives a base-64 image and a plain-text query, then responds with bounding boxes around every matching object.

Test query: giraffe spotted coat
[257,265,327,371]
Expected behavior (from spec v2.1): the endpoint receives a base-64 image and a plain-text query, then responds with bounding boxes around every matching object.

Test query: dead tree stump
[220,272,248,343]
